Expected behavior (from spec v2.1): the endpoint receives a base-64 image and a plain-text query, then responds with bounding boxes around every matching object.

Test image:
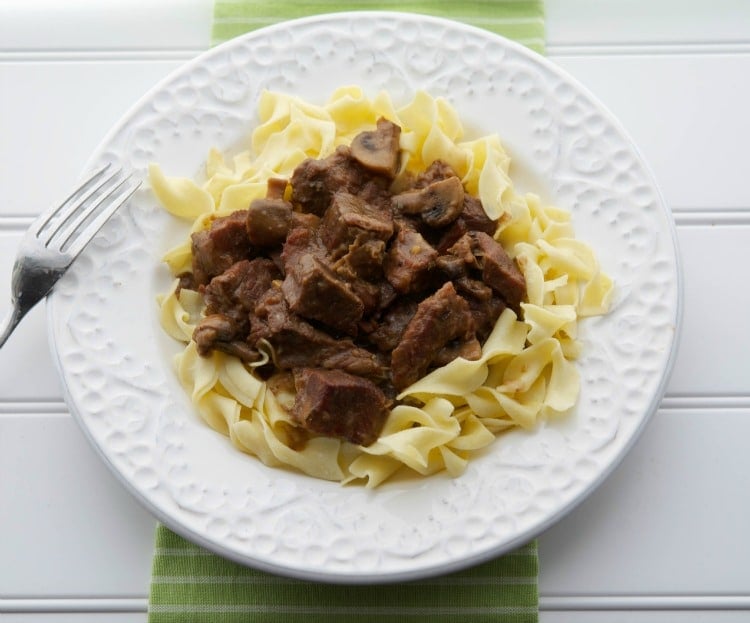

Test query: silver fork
[0,164,141,348]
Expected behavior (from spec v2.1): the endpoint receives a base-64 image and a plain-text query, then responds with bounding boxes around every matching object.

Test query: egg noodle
[151,87,613,487]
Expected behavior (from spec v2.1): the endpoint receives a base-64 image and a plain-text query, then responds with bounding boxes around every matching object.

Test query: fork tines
[34,164,141,258]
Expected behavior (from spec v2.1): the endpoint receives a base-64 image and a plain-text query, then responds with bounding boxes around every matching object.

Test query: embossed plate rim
[47,11,683,583]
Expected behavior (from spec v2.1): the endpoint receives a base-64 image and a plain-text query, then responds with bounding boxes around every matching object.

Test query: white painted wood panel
[0,414,156,598]
[0,61,183,218]
[546,0,750,47]
[0,301,59,402]
[3,614,145,623]
[0,0,212,52]
[667,225,750,396]
[539,408,750,596]
[543,613,750,623]
[552,54,750,210]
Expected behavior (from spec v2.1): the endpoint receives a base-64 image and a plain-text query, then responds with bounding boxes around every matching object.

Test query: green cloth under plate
[150,527,539,622]
[149,1,544,621]
[212,0,545,53]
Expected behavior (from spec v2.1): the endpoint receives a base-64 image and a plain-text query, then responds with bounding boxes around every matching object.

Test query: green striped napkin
[212,0,545,53]
[149,2,544,621]
[150,527,539,622]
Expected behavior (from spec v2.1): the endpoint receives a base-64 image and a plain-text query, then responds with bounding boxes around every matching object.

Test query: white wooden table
[1,1,749,620]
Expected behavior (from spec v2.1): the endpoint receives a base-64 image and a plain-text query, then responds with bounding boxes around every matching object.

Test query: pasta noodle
[151,86,613,487]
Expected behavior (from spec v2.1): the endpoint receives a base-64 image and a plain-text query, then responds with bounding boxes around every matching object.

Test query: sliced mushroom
[266,177,288,200]
[350,118,401,177]
[391,176,465,228]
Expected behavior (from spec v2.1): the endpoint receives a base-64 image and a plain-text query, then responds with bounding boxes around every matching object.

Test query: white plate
[48,12,682,583]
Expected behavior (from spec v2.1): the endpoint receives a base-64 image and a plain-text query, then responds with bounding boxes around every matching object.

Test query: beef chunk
[246,198,293,247]
[384,222,438,294]
[282,254,364,335]
[281,227,364,335]
[333,275,380,316]
[250,286,387,380]
[433,254,467,281]
[291,211,320,230]
[325,207,391,293]
[459,195,498,236]
[366,298,419,352]
[290,157,330,217]
[319,192,393,258]
[346,279,397,321]
[391,282,477,391]
[292,368,390,446]
[193,313,236,355]
[203,258,281,328]
[432,337,483,367]
[448,231,526,312]
[194,257,279,361]
[192,313,260,362]
[290,146,391,217]
[436,195,497,252]
[280,226,327,268]
[349,118,401,178]
[191,210,251,285]
[413,160,459,189]
[176,271,197,293]
[453,276,507,342]
[392,176,465,228]
[289,149,345,217]
[332,238,387,282]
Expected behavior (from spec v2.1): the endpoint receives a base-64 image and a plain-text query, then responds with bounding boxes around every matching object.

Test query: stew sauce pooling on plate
[183,119,526,447]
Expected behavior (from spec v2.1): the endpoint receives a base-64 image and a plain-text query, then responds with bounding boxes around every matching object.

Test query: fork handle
[0,303,23,349]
